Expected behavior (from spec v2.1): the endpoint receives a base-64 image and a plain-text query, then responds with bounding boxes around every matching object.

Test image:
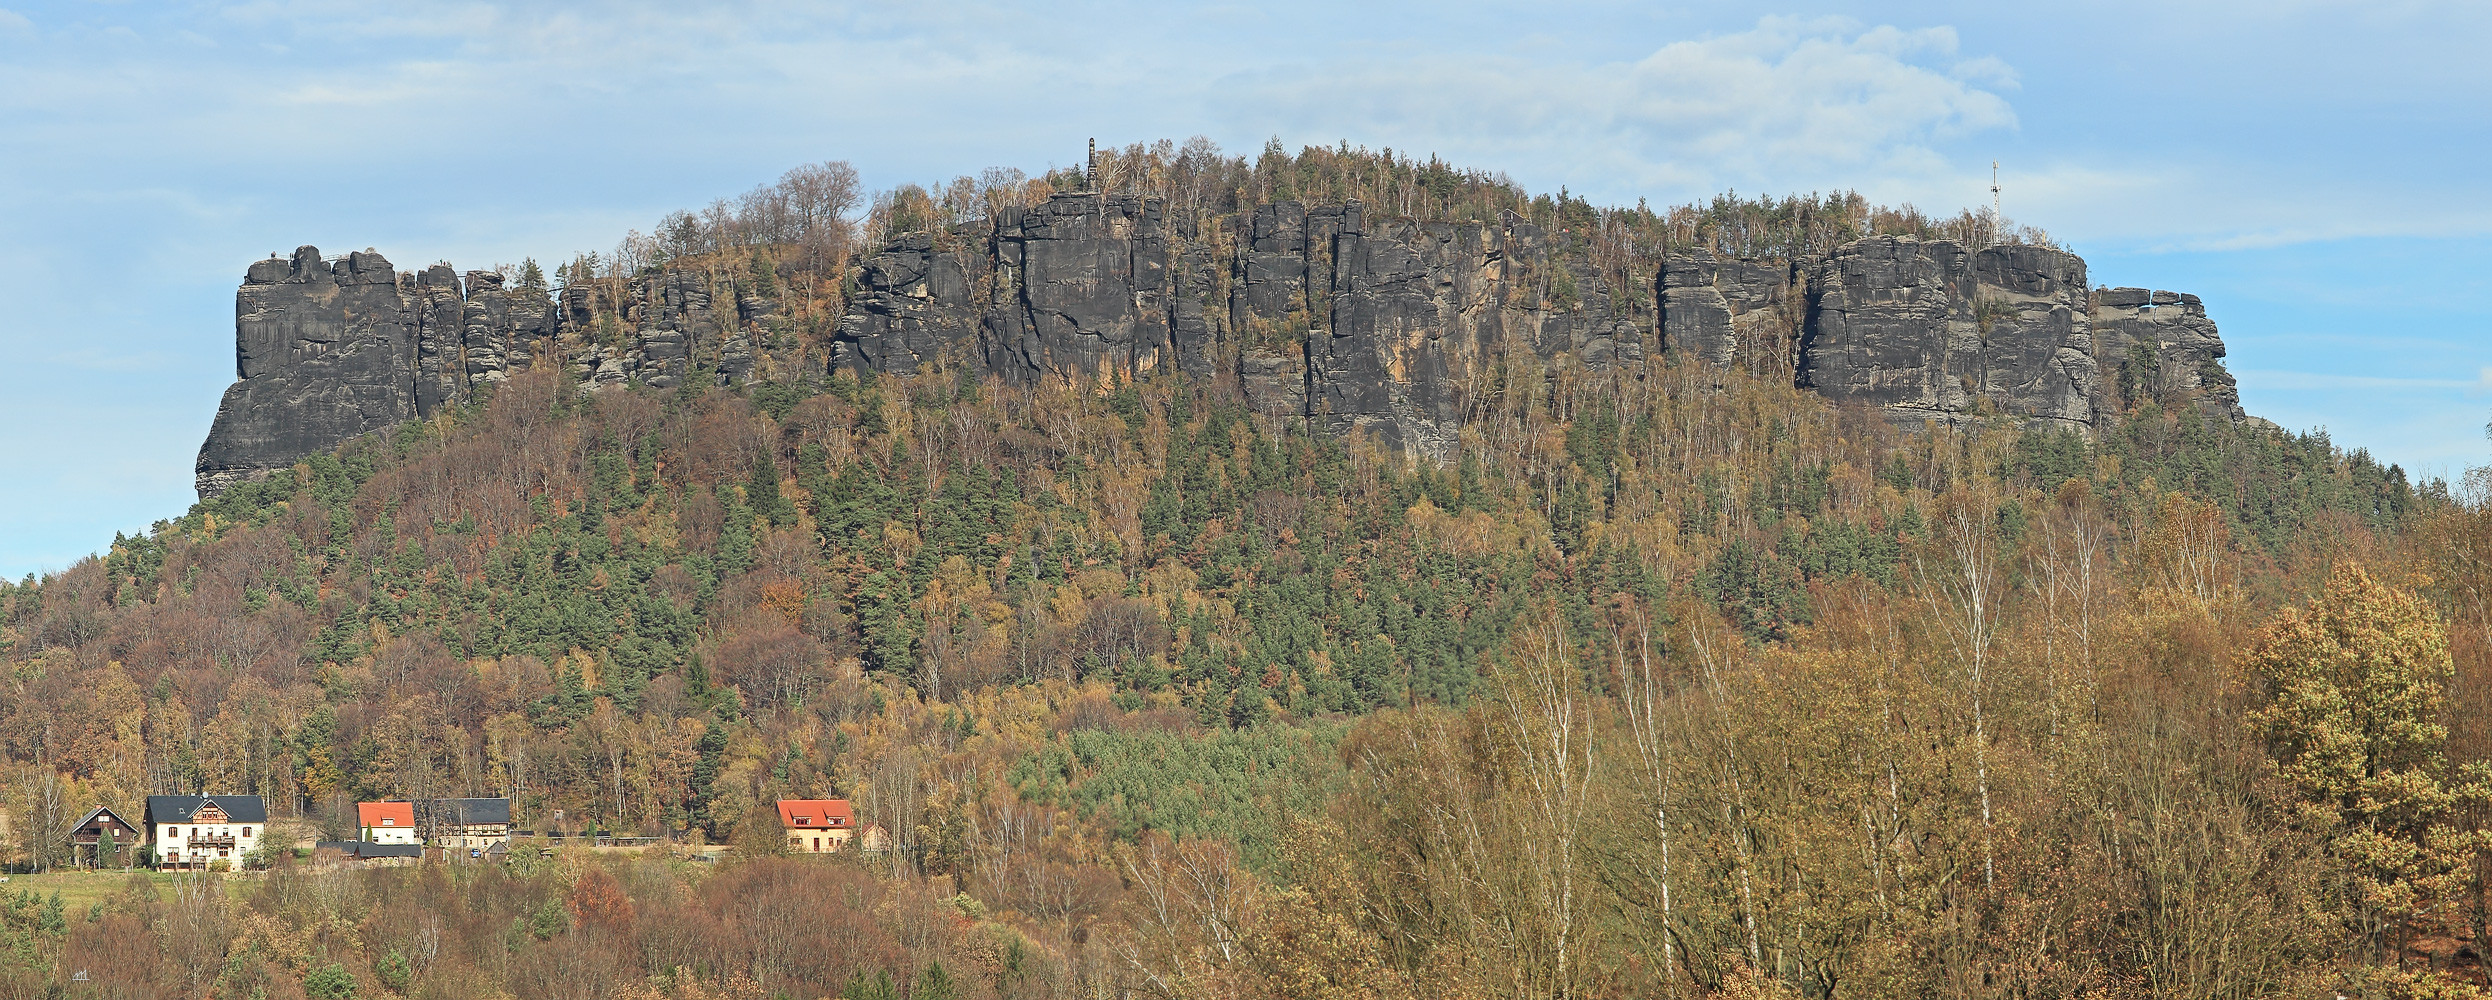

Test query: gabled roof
[143,795,269,825]
[66,806,140,837]
[357,802,416,830]
[776,799,855,829]
[416,798,512,826]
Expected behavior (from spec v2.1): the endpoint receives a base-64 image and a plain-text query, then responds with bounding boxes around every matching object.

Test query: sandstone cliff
[197,192,2243,498]
[1660,239,2245,430]
[196,247,560,497]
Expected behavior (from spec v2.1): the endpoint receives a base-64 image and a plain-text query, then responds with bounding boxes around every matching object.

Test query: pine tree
[914,961,956,1000]
[747,454,794,529]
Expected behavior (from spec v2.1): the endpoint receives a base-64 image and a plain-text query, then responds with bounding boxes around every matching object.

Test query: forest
[0,140,2480,1000]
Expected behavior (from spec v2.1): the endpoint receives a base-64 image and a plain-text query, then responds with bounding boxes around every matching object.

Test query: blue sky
[2,1,2486,578]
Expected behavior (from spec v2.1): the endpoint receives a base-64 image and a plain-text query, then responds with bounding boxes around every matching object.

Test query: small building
[144,795,267,870]
[357,802,419,845]
[777,799,857,853]
[314,841,424,866]
[65,806,142,869]
[417,798,512,851]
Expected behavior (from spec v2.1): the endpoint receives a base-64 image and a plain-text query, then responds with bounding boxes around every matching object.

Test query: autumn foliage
[0,281,2471,998]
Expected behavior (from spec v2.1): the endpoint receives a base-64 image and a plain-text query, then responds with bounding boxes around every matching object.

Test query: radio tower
[1088,138,1097,192]
[1989,160,2002,245]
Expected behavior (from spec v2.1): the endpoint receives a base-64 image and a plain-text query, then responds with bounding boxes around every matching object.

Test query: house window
[168,827,181,838]
[382,818,394,826]
[241,827,252,838]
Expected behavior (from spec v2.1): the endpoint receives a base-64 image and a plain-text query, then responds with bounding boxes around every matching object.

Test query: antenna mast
[1989,160,2002,245]
[1088,138,1097,192]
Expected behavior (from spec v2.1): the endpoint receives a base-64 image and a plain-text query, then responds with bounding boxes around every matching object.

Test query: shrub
[304,963,357,1000]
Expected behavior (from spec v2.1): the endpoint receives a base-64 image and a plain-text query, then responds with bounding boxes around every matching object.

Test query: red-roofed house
[357,802,419,845]
[776,799,856,854]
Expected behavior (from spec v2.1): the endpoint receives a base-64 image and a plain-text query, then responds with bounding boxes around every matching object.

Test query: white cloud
[1611,18,2016,176]
[1207,16,2023,205]
[0,8,29,33]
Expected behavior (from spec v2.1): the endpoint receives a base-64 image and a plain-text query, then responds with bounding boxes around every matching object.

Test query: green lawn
[0,869,248,910]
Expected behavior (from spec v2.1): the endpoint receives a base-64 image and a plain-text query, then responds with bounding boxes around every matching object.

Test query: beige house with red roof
[777,799,857,853]
[357,801,419,845]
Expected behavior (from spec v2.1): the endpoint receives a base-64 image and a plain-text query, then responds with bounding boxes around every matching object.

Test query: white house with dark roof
[143,795,267,870]
[416,798,512,852]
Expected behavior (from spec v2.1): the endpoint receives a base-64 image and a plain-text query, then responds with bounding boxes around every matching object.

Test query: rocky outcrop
[196,248,564,495]
[1309,210,1643,454]
[1800,239,2096,431]
[199,195,2244,499]
[1659,254,1796,372]
[827,231,988,376]
[2090,287,2244,421]
[198,242,797,495]
[197,248,421,498]
[1660,238,2243,431]
[822,193,1647,457]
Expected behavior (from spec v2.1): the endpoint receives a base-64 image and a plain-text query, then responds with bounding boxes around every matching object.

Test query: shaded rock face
[199,247,561,496]
[2090,288,2244,421]
[200,199,2243,499]
[821,193,1648,456]
[1659,254,1797,372]
[1310,210,1644,455]
[1660,237,2242,432]
[828,195,1182,381]
[993,194,1174,379]
[1802,239,2096,431]
[198,248,421,499]
[827,231,986,376]
[200,242,786,496]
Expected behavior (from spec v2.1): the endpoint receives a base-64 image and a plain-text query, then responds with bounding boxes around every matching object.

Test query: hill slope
[0,142,2476,1000]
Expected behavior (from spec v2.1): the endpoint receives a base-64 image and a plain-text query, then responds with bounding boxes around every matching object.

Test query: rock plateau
[197,193,2244,498]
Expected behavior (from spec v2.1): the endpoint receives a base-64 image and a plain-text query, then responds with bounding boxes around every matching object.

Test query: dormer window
[382,818,394,826]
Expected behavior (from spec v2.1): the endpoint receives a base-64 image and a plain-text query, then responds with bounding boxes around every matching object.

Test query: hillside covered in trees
[0,141,2483,1000]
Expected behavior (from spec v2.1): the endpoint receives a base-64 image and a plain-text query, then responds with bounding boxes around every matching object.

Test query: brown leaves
[567,867,637,935]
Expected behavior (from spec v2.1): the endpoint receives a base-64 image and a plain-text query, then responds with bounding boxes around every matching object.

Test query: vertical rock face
[1659,254,1797,372]
[196,246,566,497]
[991,194,1172,380]
[1312,211,1644,455]
[815,192,1649,458]
[826,232,987,377]
[411,264,468,416]
[197,248,418,498]
[2090,288,2244,421]
[1658,237,2242,434]
[199,201,2246,499]
[1800,238,2095,431]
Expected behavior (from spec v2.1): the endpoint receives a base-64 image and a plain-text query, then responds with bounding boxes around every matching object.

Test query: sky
[1,0,2487,578]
